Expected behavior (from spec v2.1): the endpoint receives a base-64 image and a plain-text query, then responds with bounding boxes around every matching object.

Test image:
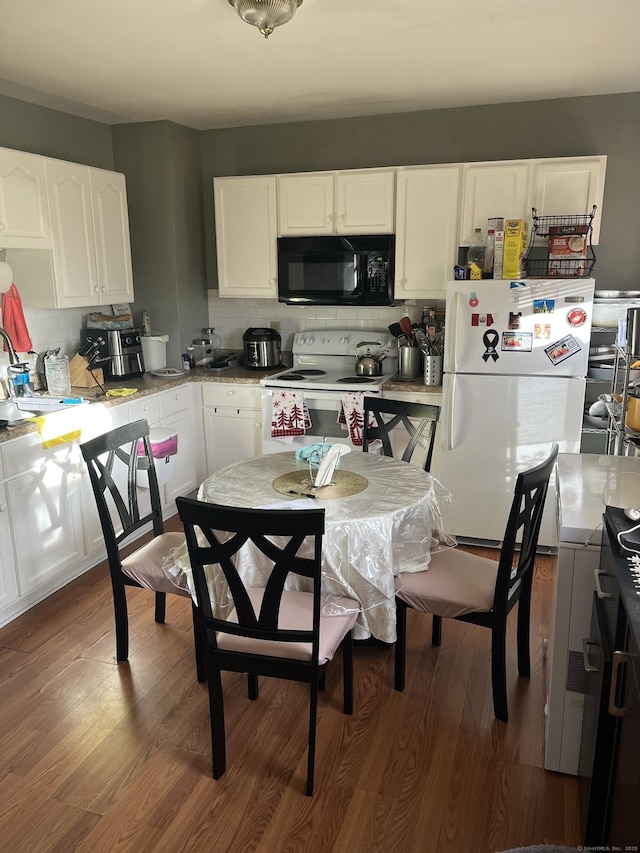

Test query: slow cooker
[243,327,281,369]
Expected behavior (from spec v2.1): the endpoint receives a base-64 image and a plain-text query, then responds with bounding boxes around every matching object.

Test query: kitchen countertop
[0,367,442,444]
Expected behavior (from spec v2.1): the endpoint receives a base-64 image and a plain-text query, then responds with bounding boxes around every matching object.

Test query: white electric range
[261,328,398,453]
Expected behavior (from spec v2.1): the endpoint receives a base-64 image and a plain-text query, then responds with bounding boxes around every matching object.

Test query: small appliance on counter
[80,328,144,381]
[192,328,222,366]
[140,333,169,371]
[243,327,281,369]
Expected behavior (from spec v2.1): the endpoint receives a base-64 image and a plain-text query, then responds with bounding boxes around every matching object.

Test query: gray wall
[200,92,640,291]
[0,92,113,167]
[111,121,208,365]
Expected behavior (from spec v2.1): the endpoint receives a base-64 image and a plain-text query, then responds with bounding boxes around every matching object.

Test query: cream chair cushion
[218,588,358,664]
[121,531,190,596]
[395,547,498,618]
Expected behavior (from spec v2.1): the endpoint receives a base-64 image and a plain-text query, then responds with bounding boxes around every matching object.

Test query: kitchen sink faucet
[0,327,20,365]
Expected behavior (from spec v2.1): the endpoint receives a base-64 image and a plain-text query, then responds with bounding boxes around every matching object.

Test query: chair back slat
[177,498,326,651]
[80,419,164,558]
[363,397,441,472]
[494,444,559,612]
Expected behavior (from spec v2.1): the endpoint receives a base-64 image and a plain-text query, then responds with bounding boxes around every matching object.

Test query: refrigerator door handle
[445,375,457,451]
[444,290,459,374]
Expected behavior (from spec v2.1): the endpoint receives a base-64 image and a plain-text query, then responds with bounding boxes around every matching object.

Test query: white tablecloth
[175,451,453,642]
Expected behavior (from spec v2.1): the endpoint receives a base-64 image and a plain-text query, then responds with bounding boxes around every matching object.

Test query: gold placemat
[273,469,368,500]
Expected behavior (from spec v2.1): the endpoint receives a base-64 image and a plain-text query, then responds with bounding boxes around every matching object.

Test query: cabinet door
[335,169,395,234]
[5,443,85,595]
[0,148,51,248]
[530,156,607,244]
[44,158,100,307]
[277,172,334,236]
[160,407,197,510]
[459,160,530,245]
[395,165,461,301]
[214,176,278,298]
[90,167,134,304]
[203,407,261,474]
[0,481,19,611]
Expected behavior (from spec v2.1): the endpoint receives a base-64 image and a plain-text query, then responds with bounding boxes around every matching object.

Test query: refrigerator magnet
[509,280,527,304]
[534,323,551,340]
[501,331,533,352]
[508,312,522,329]
[567,307,587,327]
[482,329,500,362]
[545,334,581,365]
[471,312,495,327]
[533,298,555,314]
[468,291,479,307]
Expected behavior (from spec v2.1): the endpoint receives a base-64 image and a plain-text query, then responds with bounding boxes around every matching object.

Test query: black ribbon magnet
[482,329,500,362]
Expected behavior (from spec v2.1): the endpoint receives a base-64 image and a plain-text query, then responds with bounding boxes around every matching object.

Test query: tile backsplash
[206,293,432,352]
[0,303,99,374]
[0,295,441,374]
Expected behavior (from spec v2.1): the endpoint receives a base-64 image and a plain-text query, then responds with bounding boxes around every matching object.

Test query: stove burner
[277,373,307,381]
[291,369,327,376]
[337,375,377,384]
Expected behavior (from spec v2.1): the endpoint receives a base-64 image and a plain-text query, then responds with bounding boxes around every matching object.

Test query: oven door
[261,387,380,455]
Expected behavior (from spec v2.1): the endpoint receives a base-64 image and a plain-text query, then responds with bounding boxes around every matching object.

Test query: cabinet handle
[594,568,613,599]
[0,222,5,232]
[226,390,235,397]
[0,502,6,512]
[269,278,276,285]
[608,650,630,717]
[582,638,599,673]
[324,215,333,224]
[336,213,345,223]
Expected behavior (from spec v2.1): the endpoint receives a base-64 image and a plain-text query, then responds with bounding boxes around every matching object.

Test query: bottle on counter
[483,229,495,278]
[44,351,71,397]
[466,227,486,272]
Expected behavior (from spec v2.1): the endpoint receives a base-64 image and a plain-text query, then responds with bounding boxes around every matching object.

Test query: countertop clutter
[0,367,441,444]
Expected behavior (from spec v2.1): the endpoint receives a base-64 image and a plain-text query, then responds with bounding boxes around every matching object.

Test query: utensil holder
[424,355,443,386]
[399,346,421,381]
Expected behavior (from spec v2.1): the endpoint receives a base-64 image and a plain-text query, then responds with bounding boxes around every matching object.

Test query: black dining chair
[81,419,204,680]
[394,443,559,722]
[176,496,359,796]
[362,397,441,472]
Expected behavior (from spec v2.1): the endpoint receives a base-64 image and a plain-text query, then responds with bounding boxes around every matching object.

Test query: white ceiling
[1,0,639,131]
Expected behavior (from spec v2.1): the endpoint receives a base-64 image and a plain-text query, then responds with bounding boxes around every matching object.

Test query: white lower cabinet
[158,385,199,507]
[0,384,203,628]
[382,389,443,479]
[1,432,85,607]
[202,383,262,474]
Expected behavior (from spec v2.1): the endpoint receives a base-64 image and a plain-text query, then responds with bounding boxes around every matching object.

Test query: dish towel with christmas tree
[337,392,381,447]
[270,389,312,441]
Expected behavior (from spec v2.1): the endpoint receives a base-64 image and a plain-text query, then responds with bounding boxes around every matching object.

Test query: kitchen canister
[44,352,71,397]
[424,355,443,386]
[398,346,421,381]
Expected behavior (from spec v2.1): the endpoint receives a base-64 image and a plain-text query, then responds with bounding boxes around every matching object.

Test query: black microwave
[277,234,395,306]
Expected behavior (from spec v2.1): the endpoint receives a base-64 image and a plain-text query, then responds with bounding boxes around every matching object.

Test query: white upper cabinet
[11,158,135,309]
[0,147,51,248]
[530,155,607,244]
[89,167,135,304]
[278,169,395,236]
[395,165,461,301]
[459,160,531,245]
[214,175,278,299]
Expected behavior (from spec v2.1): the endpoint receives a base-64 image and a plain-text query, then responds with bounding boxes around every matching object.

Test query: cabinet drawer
[202,383,260,409]
[129,395,160,424]
[159,384,192,418]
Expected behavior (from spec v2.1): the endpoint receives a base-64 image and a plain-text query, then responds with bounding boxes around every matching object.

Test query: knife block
[69,353,103,389]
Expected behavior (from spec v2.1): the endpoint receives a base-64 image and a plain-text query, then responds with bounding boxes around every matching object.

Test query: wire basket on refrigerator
[523,205,597,278]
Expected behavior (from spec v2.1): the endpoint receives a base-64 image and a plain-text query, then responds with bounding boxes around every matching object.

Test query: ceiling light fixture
[227,0,303,39]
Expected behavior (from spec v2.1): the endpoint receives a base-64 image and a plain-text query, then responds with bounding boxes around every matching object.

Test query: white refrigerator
[440,277,595,548]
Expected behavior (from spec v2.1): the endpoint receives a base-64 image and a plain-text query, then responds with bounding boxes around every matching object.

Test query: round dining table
[175,450,453,642]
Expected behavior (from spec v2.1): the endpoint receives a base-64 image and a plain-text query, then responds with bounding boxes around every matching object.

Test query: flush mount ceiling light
[227,0,303,39]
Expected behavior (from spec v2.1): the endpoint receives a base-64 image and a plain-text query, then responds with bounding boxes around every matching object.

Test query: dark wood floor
[0,520,580,852]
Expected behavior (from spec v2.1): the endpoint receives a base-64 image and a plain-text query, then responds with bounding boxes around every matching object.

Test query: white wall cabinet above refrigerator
[8,161,135,309]
[277,169,395,236]
[0,147,51,249]
[395,165,461,301]
[459,160,531,248]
